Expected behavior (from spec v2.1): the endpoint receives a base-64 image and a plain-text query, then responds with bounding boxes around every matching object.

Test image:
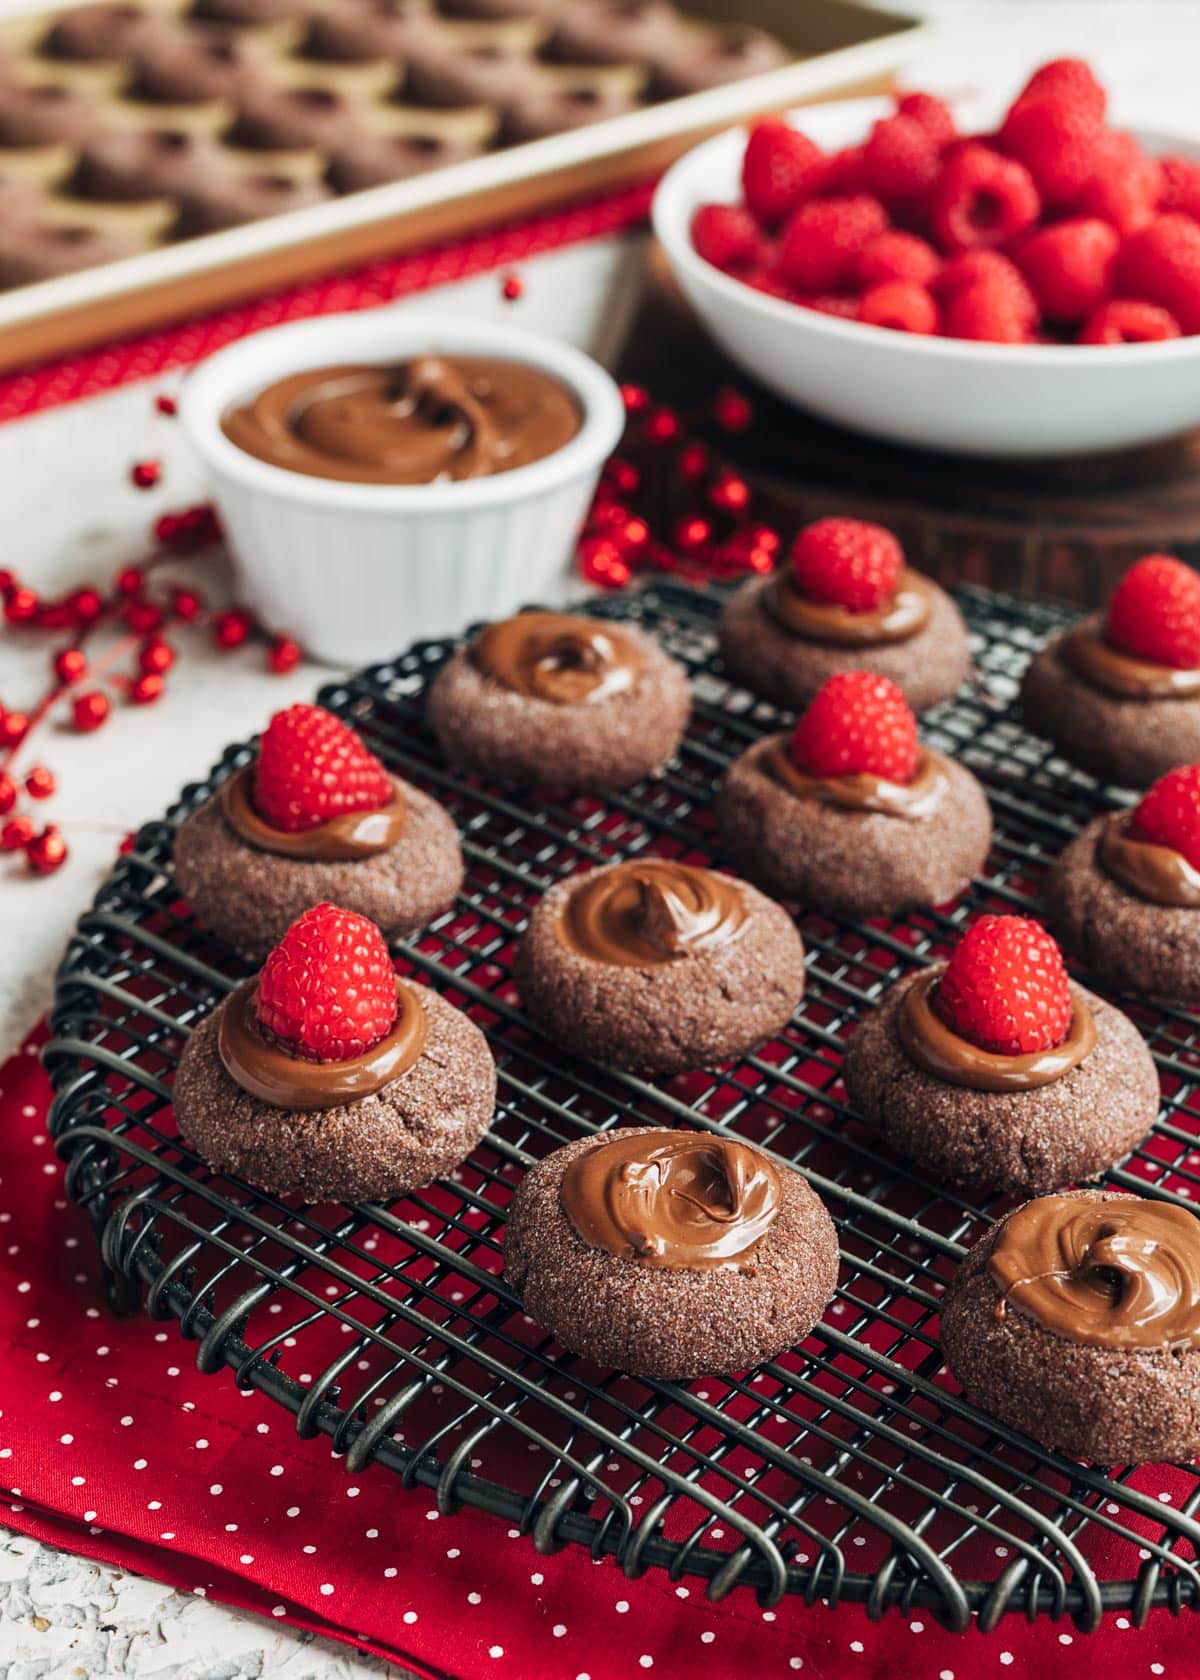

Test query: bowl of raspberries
[651,59,1200,457]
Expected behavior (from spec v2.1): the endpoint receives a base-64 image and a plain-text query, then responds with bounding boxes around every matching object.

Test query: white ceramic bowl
[653,97,1200,458]
[179,311,625,665]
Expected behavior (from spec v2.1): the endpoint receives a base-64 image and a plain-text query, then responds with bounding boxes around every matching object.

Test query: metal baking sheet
[0,0,925,372]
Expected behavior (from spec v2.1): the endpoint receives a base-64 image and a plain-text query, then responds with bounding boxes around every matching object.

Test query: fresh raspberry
[1129,765,1200,872]
[1107,554,1200,668]
[690,203,766,273]
[1076,131,1162,235]
[858,280,939,334]
[1117,214,1200,333]
[1158,154,1200,220]
[934,915,1074,1056]
[744,264,795,302]
[860,113,940,206]
[999,91,1105,208]
[1015,217,1118,320]
[822,144,866,195]
[895,90,956,149]
[943,278,1036,342]
[935,249,1034,310]
[777,194,888,292]
[1016,58,1107,124]
[253,703,392,833]
[255,903,398,1063]
[929,143,1040,253]
[789,671,919,783]
[741,118,827,227]
[1078,298,1181,344]
[855,229,940,289]
[790,516,903,612]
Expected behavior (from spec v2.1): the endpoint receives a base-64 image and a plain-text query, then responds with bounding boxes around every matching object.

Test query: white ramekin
[179,310,625,665]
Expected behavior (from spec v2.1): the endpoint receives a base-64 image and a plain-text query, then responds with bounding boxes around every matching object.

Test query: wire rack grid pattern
[42,580,1200,1634]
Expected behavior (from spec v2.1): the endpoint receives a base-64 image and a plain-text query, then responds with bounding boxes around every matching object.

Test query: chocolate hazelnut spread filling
[988,1193,1200,1350]
[557,860,748,967]
[1059,624,1200,699]
[897,966,1097,1092]
[219,764,406,861]
[764,737,949,819]
[472,611,642,704]
[217,976,427,1109]
[220,356,581,484]
[559,1131,782,1269]
[763,567,934,646]
[1098,810,1200,908]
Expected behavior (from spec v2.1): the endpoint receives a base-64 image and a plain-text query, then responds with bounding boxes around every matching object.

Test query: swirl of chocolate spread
[764,567,934,646]
[473,611,643,704]
[217,976,427,1109]
[988,1194,1200,1350]
[220,357,581,484]
[1059,620,1200,699]
[219,764,406,861]
[1098,810,1200,908]
[765,738,949,820]
[559,1131,782,1270]
[897,967,1097,1092]
[557,860,749,968]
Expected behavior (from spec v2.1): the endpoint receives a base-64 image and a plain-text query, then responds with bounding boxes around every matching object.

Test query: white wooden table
[5,2,1200,1671]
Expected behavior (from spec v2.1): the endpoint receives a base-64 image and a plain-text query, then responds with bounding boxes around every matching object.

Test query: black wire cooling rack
[43,579,1200,1634]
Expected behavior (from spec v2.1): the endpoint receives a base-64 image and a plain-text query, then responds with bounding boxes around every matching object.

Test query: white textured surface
[4,3,1200,1673]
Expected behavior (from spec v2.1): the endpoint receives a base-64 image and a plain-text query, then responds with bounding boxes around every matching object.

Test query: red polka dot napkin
[0,1027,1192,1678]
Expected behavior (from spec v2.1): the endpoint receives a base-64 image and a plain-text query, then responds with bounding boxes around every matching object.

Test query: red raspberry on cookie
[1107,554,1200,669]
[254,703,392,832]
[1129,764,1200,871]
[790,670,919,783]
[934,914,1074,1056]
[256,902,398,1062]
[790,516,903,612]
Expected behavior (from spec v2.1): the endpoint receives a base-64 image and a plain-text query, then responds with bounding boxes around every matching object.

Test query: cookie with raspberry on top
[173,703,462,958]
[173,903,495,1201]
[1045,764,1200,1000]
[1020,554,1200,788]
[716,516,971,714]
[716,671,991,916]
[842,914,1158,1192]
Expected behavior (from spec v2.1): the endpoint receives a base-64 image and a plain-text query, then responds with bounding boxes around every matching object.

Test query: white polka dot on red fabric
[209,1484,222,1496]
[403,1612,417,1625]
[271,1607,286,1618]
[1000,1658,1014,1668]
[319,1584,334,1596]
[488,1648,503,1660]
[468,1592,481,1605]
[700,1633,714,1645]
[552,1625,566,1638]
[615,1601,629,1613]
[384,1568,397,1579]
[286,1507,300,1517]
[639,1660,653,1671]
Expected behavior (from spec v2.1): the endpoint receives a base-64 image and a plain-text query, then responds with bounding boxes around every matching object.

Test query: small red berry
[741,117,828,227]
[118,831,136,855]
[155,393,177,416]
[930,143,1040,253]
[171,587,203,621]
[125,600,163,635]
[53,647,88,686]
[72,691,110,733]
[1078,299,1181,345]
[0,569,14,597]
[0,774,15,814]
[676,442,710,481]
[1,816,34,852]
[791,517,904,613]
[138,636,176,675]
[894,90,956,148]
[116,567,144,597]
[714,388,753,433]
[643,407,681,445]
[578,536,632,590]
[1000,89,1104,208]
[675,516,712,553]
[1107,554,1200,668]
[130,672,164,705]
[777,193,888,292]
[256,902,398,1061]
[27,824,68,875]
[790,670,920,783]
[501,271,523,302]
[213,609,252,650]
[154,513,181,546]
[604,458,640,497]
[267,635,301,674]
[619,383,650,415]
[859,280,939,335]
[691,203,767,273]
[130,458,163,491]
[68,586,104,624]
[709,472,751,513]
[25,766,55,800]
[5,587,39,625]
[0,711,29,747]
[1015,217,1119,322]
